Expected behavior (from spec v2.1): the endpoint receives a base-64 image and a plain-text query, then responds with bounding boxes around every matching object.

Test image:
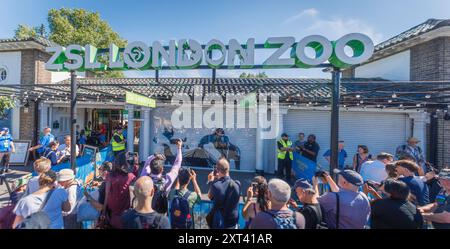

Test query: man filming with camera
[317,169,371,229]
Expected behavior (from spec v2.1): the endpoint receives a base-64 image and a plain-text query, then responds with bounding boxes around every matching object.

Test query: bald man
[121,176,170,229]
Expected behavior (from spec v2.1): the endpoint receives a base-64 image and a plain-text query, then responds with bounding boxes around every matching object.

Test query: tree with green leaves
[47,8,127,78]
[239,72,268,78]
[15,8,127,78]
[0,96,15,120]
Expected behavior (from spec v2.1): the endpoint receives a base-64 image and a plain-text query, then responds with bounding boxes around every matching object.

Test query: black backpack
[16,190,54,229]
[169,190,193,229]
[151,177,168,214]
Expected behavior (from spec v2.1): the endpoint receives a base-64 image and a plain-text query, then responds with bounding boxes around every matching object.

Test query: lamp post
[70,70,77,171]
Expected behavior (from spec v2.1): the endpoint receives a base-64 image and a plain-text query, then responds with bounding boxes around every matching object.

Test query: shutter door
[284,110,410,170]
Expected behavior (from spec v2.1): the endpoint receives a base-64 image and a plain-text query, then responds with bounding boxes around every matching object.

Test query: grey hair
[268,178,291,203]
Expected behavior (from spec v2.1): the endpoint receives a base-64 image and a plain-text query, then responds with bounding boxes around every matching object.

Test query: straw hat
[57,169,75,182]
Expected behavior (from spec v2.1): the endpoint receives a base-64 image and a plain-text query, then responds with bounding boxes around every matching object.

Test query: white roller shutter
[284,109,411,170]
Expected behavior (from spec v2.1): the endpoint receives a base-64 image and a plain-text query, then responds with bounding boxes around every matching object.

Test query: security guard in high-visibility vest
[277,133,294,182]
[111,127,126,156]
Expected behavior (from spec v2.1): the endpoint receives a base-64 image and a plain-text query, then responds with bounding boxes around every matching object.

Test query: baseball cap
[407,137,420,143]
[281,133,288,137]
[293,178,313,190]
[333,168,364,186]
[1,127,9,132]
[438,169,450,180]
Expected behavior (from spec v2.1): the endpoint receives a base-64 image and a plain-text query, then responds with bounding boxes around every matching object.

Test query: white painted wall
[355,50,411,81]
[0,51,21,85]
[49,107,86,143]
[51,72,71,83]
[151,106,257,171]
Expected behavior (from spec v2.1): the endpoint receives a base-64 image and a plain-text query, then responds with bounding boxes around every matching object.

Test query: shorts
[0,152,11,166]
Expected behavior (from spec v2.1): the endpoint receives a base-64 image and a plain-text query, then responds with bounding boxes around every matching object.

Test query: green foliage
[47,8,127,78]
[239,72,268,78]
[14,24,48,39]
[0,96,15,119]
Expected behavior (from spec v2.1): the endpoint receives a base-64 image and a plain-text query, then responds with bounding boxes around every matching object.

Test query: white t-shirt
[57,144,79,158]
[63,181,81,216]
[360,160,388,183]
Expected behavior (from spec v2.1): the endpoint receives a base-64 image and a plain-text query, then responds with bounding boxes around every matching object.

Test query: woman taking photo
[242,176,270,228]
[353,145,372,173]
[12,170,70,229]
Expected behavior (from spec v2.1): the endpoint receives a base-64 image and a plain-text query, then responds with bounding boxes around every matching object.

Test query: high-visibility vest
[85,127,91,137]
[111,132,125,152]
[277,139,293,160]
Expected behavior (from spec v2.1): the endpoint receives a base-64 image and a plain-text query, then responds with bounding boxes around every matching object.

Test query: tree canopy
[14,8,127,78]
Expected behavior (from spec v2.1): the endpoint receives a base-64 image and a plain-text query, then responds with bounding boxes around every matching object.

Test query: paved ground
[0,165,33,207]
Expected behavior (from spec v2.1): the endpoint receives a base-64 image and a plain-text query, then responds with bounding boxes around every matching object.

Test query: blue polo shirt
[0,134,13,152]
[323,149,348,169]
[399,176,430,206]
[37,133,55,154]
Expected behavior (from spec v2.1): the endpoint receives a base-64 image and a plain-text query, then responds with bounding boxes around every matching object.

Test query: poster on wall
[151,107,256,171]
[9,140,31,166]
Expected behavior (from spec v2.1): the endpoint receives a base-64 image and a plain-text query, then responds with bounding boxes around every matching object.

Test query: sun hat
[57,169,75,182]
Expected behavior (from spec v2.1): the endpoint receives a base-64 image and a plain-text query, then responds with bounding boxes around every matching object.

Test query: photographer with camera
[139,139,183,214]
[100,151,139,228]
[168,167,202,229]
[290,177,322,229]
[242,176,270,228]
[318,169,371,229]
[207,158,241,229]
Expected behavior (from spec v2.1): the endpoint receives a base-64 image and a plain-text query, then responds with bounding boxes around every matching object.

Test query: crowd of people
[1,125,449,230]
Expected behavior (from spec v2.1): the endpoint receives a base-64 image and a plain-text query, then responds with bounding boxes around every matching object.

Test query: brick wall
[19,49,51,141]
[436,112,450,168]
[410,37,450,168]
[410,37,450,81]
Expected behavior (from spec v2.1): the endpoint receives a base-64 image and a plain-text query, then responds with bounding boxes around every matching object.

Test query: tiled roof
[0,36,57,49]
[375,19,450,52]
[1,77,448,109]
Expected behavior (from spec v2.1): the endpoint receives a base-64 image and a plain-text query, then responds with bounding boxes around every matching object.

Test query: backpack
[169,190,193,229]
[135,211,164,229]
[151,177,168,214]
[263,210,298,229]
[16,190,54,229]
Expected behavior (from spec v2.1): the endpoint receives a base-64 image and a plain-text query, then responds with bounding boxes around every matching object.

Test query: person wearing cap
[57,169,81,229]
[29,127,55,158]
[292,178,322,229]
[396,137,426,173]
[23,158,52,197]
[318,169,371,229]
[12,170,70,229]
[277,133,294,182]
[0,127,15,173]
[418,169,450,229]
[395,160,430,206]
[323,141,348,170]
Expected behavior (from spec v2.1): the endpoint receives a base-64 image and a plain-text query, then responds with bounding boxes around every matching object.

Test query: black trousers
[277,158,292,181]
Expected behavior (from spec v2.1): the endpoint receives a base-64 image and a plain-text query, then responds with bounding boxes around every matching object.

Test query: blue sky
[2,0,449,78]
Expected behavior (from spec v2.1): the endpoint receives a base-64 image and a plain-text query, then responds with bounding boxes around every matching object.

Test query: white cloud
[283,8,319,24]
[305,18,384,44]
